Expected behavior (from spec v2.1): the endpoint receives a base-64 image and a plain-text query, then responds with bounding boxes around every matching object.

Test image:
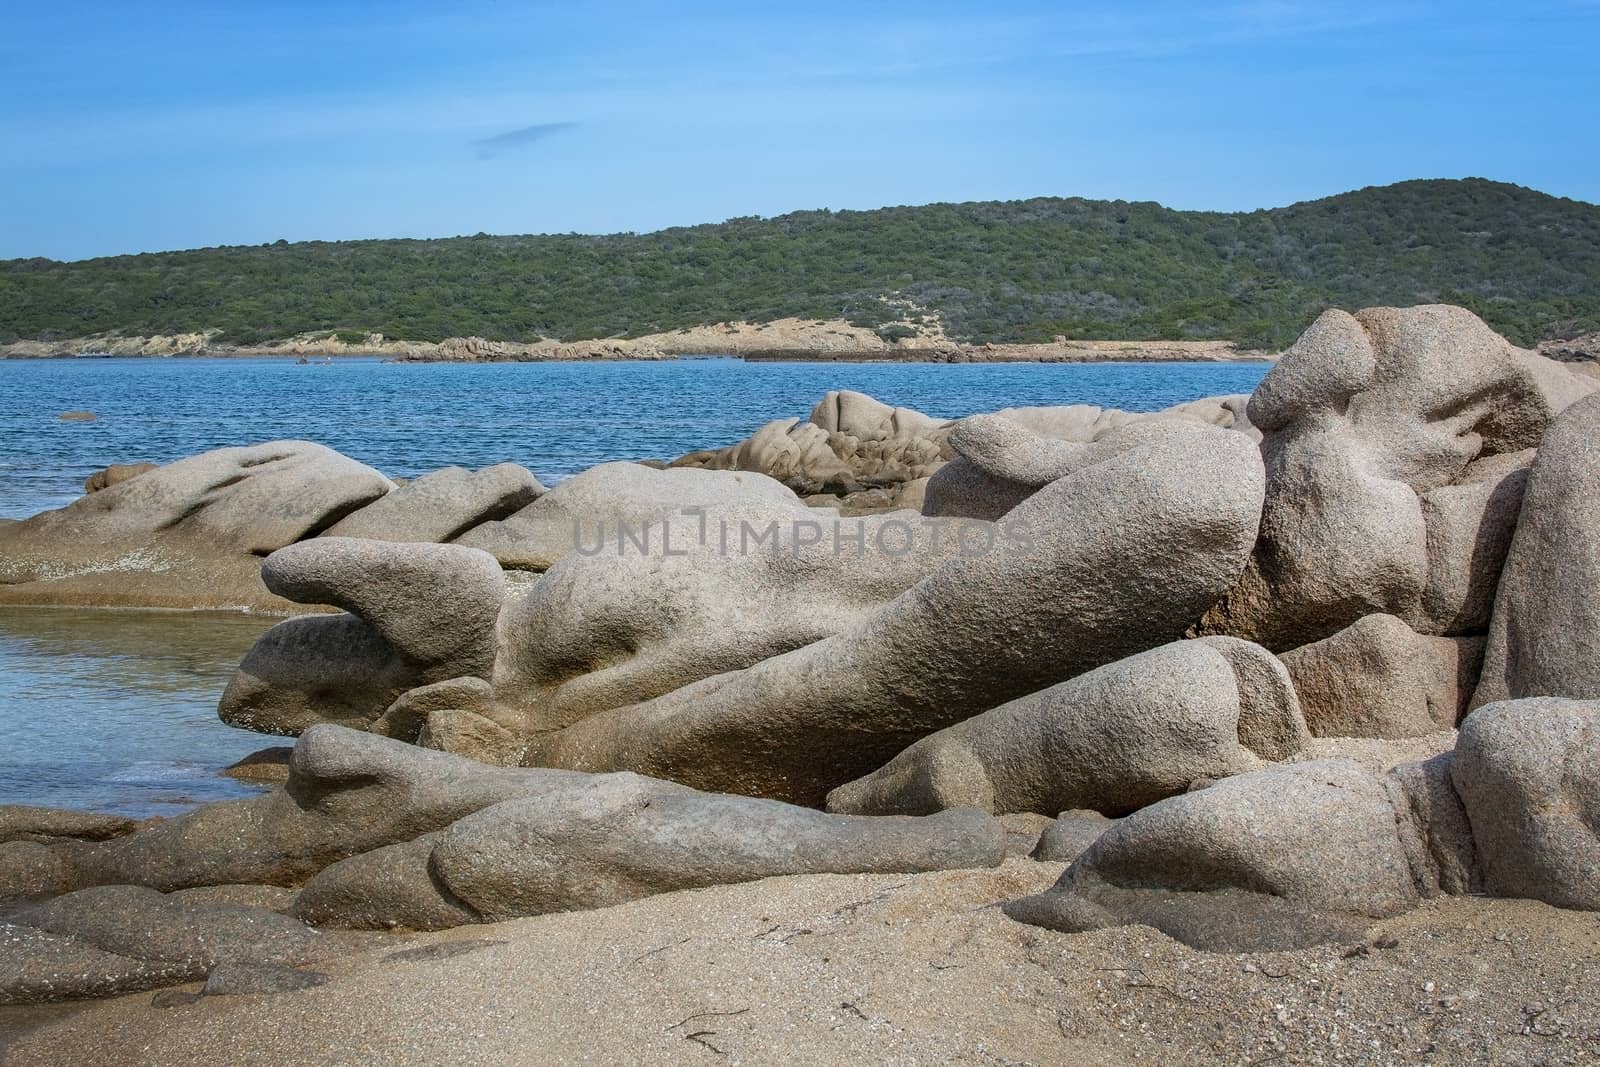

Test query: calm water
[0,356,1268,518]
[0,606,277,816]
[0,356,1268,813]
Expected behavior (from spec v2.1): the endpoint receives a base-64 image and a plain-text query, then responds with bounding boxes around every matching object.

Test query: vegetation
[3,179,1597,350]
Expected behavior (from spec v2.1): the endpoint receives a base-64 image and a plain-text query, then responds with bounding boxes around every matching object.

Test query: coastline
[0,317,1278,364]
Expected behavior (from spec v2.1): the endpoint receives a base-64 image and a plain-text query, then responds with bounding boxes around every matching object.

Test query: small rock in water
[57,410,98,422]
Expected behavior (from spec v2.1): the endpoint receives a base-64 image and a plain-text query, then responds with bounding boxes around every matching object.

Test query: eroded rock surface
[1200,305,1594,649]
[1471,393,1600,707]
[527,423,1266,804]
[0,441,394,611]
[826,638,1307,817]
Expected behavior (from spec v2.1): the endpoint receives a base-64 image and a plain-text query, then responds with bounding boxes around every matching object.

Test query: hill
[3,178,1597,350]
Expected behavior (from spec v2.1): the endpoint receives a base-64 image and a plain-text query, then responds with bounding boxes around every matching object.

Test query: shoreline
[0,317,1278,364]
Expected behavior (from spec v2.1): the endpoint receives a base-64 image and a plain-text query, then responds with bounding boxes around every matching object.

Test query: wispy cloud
[473,121,577,159]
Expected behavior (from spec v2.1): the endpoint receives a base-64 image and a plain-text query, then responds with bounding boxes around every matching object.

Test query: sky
[1,1,1597,261]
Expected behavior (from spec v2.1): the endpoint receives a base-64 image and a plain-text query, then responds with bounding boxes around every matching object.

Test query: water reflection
[0,606,280,817]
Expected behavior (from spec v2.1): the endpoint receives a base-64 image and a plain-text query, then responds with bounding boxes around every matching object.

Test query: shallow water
[0,606,277,817]
[0,356,1269,518]
[0,356,1271,813]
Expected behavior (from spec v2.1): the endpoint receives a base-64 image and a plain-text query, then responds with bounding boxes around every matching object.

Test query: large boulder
[2,885,323,1004]
[825,638,1308,817]
[1003,760,1433,951]
[1199,306,1595,650]
[456,462,804,570]
[217,540,506,735]
[923,398,1257,521]
[0,441,394,611]
[526,422,1266,805]
[1471,393,1600,708]
[1452,698,1600,910]
[432,777,1004,922]
[671,390,951,493]
[322,463,544,543]
[297,774,1004,929]
[1280,613,1482,738]
[491,502,970,732]
[0,727,591,897]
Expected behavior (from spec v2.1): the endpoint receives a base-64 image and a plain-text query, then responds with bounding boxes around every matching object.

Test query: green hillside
[3,178,1597,349]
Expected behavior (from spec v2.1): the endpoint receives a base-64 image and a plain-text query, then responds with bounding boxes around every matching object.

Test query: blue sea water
[0,355,1269,814]
[0,356,1268,518]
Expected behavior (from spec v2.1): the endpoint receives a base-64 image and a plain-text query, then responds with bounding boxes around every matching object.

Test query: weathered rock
[1200,306,1596,650]
[1031,810,1117,863]
[826,639,1306,817]
[293,834,477,931]
[1004,761,1425,950]
[0,441,394,611]
[0,924,195,1005]
[322,464,543,543]
[924,405,1255,521]
[491,503,968,733]
[456,462,802,570]
[1452,698,1600,910]
[1280,614,1483,738]
[1471,393,1600,708]
[221,747,293,784]
[167,884,300,912]
[218,540,505,735]
[527,423,1266,804]
[12,885,317,969]
[672,390,951,494]
[1,885,322,1003]
[998,813,1057,857]
[0,727,591,897]
[0,806,137,845]
[430,775,1005,921]
[0,841,78,905]
[83,462,156,494]
[368,677,495,742]
[1408,453,1531,634]
[417,709,524,766]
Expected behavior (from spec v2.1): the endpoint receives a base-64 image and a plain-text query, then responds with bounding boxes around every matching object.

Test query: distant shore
[0,317,1277,364]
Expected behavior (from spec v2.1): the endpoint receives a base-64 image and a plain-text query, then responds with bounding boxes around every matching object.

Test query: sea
[0,355,1270,814]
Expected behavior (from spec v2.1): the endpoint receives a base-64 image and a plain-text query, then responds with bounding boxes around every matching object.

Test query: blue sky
[2,1,1596,261]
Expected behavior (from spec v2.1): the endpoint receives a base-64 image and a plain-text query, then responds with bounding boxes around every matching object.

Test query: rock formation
[1470,392,1600,707]
[0,441,394,611]
[10,303,1600,1018]
[825,638,1307,817]
[526,421,1266,804]
[1199,305,1595,650]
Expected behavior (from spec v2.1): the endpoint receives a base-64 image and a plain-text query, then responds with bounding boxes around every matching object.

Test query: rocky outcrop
[0,728,591,899]
[322,463,544,543]
[673,390,952,494]
[1005,694,1600,950]
[298,776,1003,930]
[1452,698,1600,910]
[83,462,156,493]
[674,389,1257,507]
[526,422,1266,804]
[1004,760,1431,951]
[1199,305,1595,650]
[218,540,506,735]
[923,412,1250,520]
[1471,393,1600,708]
[0,441,394,611]
[1279,613,1482,738]
[489,503,968,733]
[825,638,1307,817]
[456,462,804,570]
